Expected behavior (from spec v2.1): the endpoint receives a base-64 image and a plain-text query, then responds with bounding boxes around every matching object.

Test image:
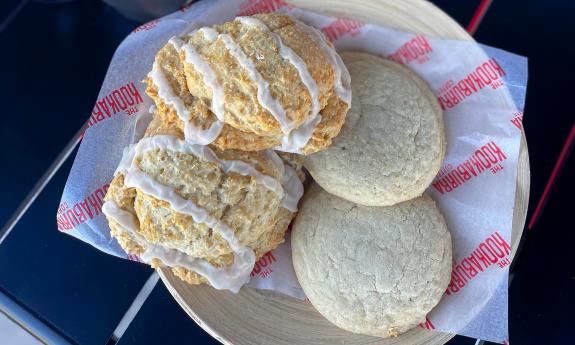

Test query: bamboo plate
[158,1,530,344]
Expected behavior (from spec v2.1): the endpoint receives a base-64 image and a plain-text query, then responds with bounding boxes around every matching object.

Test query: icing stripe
[148,61,189,124]
[117,136,290,208]
[264,149,304,211]
[148,60,222,145]
[124,170,255,292]
[236,17,320,118]
[294,20,352,105]
[237,17,323,153]
[103,199,254,293]
[169,37,226,123]
[218,33,293,135]
[277,114,322,153]
[150,19,349,151]
[106,135,304,291]
[199,27,218,42]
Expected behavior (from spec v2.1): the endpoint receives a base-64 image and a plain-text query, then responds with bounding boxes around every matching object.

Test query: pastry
[102,127,303,292]
[291,184,452,337]
[145,13,351,154]
[303,52,445,206]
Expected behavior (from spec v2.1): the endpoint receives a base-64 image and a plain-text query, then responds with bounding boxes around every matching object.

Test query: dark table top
[0,1,573,345]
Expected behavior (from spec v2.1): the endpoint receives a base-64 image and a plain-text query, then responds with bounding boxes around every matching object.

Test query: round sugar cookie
[303,52,445,206]
[291,184,452,338]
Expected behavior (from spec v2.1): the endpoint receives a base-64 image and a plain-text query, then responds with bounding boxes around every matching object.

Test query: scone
[291,184,452,337]
[303,52,445,206]
[145,13,351,154]
[102,132,303,292]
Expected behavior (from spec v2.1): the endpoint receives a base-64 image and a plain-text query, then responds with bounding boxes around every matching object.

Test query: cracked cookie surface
[104,129,300,287]
[291,184,452,337]
[303,52,445,206]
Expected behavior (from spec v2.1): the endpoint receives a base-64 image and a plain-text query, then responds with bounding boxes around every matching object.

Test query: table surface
[0,1,573,345]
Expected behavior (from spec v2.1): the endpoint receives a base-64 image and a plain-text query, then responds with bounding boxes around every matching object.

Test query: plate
[158,1,530,344]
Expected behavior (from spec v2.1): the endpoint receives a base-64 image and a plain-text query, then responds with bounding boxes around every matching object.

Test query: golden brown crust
[172,266,206,285]
[212,125,279,152]
[105,175,146,255]
[302,93,349,154]
[105,13,347,289]
[146,13,349,154]
[104,142,301,288]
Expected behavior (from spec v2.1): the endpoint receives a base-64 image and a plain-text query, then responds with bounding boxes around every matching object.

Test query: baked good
[102,129,303,292]
[145,13,351,154]
[303,52,445,206]
[291,184,452,337]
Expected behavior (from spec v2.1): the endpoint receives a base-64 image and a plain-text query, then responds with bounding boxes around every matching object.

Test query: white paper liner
[57,1,528,343]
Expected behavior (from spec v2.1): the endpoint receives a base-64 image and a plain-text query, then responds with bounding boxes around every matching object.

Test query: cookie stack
[102,14,351,292]
[292,52,452,337]
[101,12,452,338]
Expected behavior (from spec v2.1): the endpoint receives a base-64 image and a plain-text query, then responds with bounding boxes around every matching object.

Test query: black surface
[475,0,575,215]
[0,0,139,227]
[474,1,575,344]
[506,163,575,343]
[432,0,481,28]
[0,1,152,345]
[446,336,478,345]
[0,151,152,345]
[117,282,219,345]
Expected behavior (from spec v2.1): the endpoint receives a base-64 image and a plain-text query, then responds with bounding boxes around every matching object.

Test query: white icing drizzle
[199,27,218,42]
[294,20,352,105]
[277,114,322,153]
[148,58,222,145]
[218,33,293,135]
[105,136,304,291]
[236,16,323,153]
[118,136,287,203]
[280,165,303,212]
[148,61,188,122]
[236,17,320,118]
[264,149,304,212]
[149,19,349,152]
[102,200,254,293]
[169,37,226,123]
[265,149,286,173]
[124,170,255,292]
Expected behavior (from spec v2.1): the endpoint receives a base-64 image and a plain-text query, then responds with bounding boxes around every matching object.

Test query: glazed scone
[145,13,351,154]
[291,184,452,337]
[303,52,445,206]
[103,134,303,292]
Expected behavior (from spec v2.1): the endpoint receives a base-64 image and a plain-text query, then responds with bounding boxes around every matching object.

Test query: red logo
[57,183,110,231]
[437,58,506,110]
[132,19,160,33]
[388,35,433,65]
[510,111,523,131]
[237,0,290,16]
[435,163,454,180]
[250,251,277,278]
[88,82,144,128]
[321,18,363,42]
[127,254,141,262]
[445,231,511,295]
[419,316,435,330]
[432,141,507,195]
[57,202,68,215]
